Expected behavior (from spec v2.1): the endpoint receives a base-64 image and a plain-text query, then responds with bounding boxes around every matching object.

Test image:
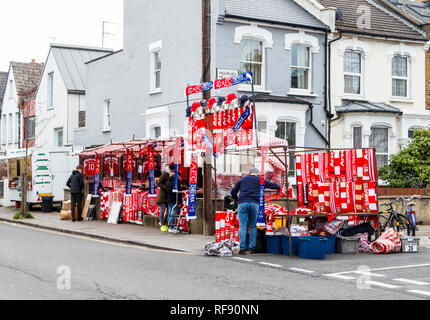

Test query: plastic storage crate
[400,237,420,253]
[336,236,360,254]
[299,237,328,259]
[266,235,283,254]
[324,235,337,254]
[282,236,300,256]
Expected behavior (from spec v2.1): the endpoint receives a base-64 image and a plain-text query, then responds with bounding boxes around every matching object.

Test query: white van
[6,147,79,208]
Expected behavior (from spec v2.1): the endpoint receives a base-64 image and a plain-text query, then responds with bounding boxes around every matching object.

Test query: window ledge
[288,90,318,98]
[74,127,86,132]
[102,129,111,133]
[390,98,414,104]
[149,89,162,95]
[238,85,272,94]
[342,95,367,102]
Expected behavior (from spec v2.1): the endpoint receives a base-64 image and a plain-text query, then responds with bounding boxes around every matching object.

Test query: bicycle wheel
[396,214,413,236]
[378,214,394,233]
[392,213,412,236]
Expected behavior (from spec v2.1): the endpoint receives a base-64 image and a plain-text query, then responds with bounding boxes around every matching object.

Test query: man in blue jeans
[231,168,281,255]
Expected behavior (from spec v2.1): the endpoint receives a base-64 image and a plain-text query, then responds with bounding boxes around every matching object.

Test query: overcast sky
[0,0,123,71]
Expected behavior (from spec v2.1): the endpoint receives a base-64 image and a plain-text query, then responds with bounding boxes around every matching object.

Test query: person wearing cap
[231,168,281,255]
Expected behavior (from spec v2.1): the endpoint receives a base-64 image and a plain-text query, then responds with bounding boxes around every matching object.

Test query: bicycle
[379,197,416,236]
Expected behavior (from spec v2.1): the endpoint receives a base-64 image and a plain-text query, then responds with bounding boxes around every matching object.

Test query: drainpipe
[327,31,343,149]
[309,103,329,146]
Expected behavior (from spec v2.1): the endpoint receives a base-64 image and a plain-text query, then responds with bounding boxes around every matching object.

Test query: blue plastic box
[282,236,300,256]
[324,235,337,254]
[299,237,328,259]
[266,235,283,254]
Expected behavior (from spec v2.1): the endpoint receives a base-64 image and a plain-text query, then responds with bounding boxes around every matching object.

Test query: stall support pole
[373,147,381,238]
[284,147,292,257]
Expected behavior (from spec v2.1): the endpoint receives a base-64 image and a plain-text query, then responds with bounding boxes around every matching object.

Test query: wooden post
[202,0,214,236]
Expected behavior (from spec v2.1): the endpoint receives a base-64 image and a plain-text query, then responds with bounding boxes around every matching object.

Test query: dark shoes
[239,250,246,255]
[249,248,257,254]
[78,218,84,222]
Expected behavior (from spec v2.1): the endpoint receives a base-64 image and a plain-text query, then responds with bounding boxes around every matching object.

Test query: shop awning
[78,138,180,157]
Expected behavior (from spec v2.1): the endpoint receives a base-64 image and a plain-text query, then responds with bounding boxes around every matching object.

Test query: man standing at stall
[231,168,281,255]
[66,165,85,222]
[157,165,171,230]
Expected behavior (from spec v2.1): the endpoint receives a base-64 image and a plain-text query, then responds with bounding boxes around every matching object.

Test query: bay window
[370,127,389,170]
[276,121,296,177]
[344,51,362,95]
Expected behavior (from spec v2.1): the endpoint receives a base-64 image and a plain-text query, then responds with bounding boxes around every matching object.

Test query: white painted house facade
[318,0,430,171]
[35,44,112,149]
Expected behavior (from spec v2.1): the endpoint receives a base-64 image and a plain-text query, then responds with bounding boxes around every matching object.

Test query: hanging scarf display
[147,145,157,197]
[173,137,182,192]
[187,152,198,220]
[125,149,133,195]
[257,146,269,227]
[104,156,118,177]
[92,154,101,196]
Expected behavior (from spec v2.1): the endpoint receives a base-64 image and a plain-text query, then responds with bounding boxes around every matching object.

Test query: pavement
[2,221,430,300]
[0,206,213,254]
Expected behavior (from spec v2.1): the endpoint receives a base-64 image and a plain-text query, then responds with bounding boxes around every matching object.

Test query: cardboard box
[60,210,72,221]
[62,200,71,211]
[82,194,92,220]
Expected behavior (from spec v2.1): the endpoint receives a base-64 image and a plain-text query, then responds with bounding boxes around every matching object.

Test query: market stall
[78,137,191,228]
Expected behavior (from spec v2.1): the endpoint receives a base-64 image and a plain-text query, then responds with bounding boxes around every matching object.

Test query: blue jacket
[231,175,280,205]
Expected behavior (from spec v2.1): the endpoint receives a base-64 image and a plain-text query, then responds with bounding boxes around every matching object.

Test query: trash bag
[202,239,236,257]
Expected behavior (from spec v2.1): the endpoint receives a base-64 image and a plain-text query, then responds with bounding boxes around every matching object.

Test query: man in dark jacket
[165,169,183,233]
[157,165,172,228]
[66,165,85,222]
[231,168,280,255]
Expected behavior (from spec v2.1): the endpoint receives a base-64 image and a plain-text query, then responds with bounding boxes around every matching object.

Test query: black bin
[41,196,54,213]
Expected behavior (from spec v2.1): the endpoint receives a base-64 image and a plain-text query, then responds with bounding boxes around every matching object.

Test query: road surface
[1,221,429,300]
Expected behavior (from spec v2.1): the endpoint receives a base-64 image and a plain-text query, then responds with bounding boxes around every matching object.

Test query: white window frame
[149,40,162,95]
[239,38,265,91]
[370,126,390,170]
[289,44,312,95]
[1,116,6,145]
[391,55,410,100]
[352,125,363,149]
[14,112,19,143]
[54,127,63,147]
[47,72,54,110]
[343,50,363,97]
[152,126,161,139]
[8,114,12,144]
[234,25,273,93]
[275,120,297,177]
[103,99,111,132]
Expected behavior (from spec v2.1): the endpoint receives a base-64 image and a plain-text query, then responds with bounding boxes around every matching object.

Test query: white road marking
[353,271,386,277]
[407,290,430,297]
[364,281,401,289]
[335,263,430,275]
[259,262,283,268]
[393,278,430,286]
[233,257,254,262]
[289,268,314,274]
[324,274,357,280]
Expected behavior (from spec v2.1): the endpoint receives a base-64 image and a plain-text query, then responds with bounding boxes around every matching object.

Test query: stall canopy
[79,138,180,157]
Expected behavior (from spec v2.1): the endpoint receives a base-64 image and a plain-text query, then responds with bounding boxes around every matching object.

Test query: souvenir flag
[187,152,198,220]
[92,154,102,196]
[218,106,252,156]
[148,145,157,198]
[125,149,134,195]
[257,146,269,227]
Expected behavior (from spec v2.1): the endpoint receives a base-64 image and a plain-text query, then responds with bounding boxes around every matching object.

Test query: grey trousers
[159,203,168,226]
